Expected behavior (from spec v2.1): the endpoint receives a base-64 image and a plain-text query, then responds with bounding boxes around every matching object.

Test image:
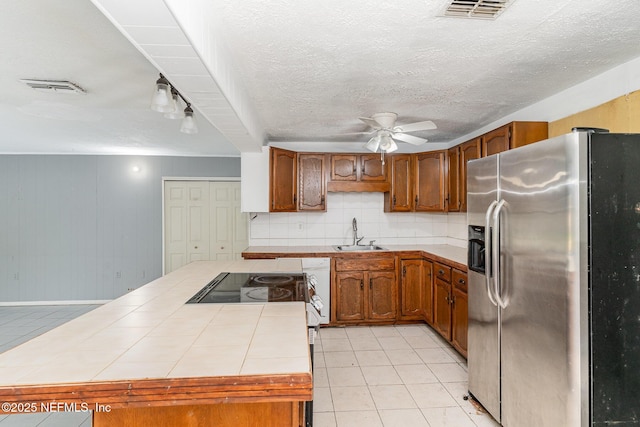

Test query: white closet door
[209,182,247,260]
[164,181,210,273]
[164,181,247,272]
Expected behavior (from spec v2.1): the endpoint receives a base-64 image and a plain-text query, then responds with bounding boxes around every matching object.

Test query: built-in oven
[186,272,321,427]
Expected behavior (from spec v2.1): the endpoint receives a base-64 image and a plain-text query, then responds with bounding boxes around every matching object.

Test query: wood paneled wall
[549,89,640,137]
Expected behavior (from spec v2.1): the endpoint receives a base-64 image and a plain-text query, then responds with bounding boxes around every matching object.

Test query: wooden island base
[93,401,304,427]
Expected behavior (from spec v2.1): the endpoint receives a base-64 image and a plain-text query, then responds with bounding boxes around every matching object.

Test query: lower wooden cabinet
[331,254,466,357]
[399,259,433,322]
[432,267,468,357]
[333,257,397,324]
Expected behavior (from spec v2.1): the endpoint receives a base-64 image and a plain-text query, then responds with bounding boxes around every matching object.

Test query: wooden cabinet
[446,147,461,212]
[415,151,446,212]
[327,154,389,192]
[399,258,434,323]
[482,125,510,157]
[270,147,297,212]
[399,259,424,320]
[333,256,397,324]
[451,269,468,358]
[482,121,548,157]
[459,138,482,212]
[432,262,468,357]
[330,155,358,181]
[385,154,412,212]
[298,153,326,211]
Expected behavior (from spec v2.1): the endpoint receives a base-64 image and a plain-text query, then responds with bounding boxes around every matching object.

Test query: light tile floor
[0,306,499,427]
[313,325,499,427]
[0,305,99,427]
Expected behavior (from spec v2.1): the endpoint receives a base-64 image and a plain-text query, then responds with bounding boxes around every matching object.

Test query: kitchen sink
[333,245,387,251]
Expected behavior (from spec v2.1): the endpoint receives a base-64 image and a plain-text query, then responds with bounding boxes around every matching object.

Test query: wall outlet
[115,271,121,279]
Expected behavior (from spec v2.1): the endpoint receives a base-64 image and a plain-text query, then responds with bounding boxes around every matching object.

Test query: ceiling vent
[443,0,514,19]
[20,79,86,94]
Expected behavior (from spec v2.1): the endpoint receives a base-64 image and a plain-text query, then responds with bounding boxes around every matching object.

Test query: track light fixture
[150,73,197,134]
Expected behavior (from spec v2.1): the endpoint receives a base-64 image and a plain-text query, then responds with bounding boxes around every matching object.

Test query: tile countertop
[242,244,468,270]
[0,259,312,409]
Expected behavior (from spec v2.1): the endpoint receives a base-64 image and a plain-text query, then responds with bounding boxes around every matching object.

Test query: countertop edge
[242,245,467,271]
[0,372,313,411]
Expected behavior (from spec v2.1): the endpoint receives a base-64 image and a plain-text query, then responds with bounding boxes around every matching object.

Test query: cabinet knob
[458,278,465,284]
[369,278,373,289]
[360,280,364,290]
[194,246,198,249]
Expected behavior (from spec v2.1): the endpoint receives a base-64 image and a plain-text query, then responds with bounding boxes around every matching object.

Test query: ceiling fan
[341,112,437,162]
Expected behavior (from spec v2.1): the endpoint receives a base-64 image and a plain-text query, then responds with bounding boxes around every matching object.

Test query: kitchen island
[0,259,311,427]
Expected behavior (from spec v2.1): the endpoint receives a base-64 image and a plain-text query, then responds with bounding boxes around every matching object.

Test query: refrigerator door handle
[484,200,499,307]
[492,199,508,309]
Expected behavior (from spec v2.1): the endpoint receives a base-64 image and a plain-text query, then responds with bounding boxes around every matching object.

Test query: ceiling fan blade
[336,130,375,136]
[359,117,383,129]
[392,132,428,145]
[393,120,437,133]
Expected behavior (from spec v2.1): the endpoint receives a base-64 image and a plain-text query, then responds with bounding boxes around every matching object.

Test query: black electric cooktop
[186,272,309,304]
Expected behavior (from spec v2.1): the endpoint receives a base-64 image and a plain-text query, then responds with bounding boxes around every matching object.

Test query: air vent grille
[20,79,86,94]
[444,0,514,19]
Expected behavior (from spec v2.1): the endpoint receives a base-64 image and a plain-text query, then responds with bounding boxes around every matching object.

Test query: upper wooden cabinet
[270,147,297,212]
[459,138,482,212]
[415,151,446,212]
[446,147,461,212]
[330,155,358,181]
[482,121,548,156]
[298,153,327,211]
[386,151,447,213]
[385,154,413,212]
[327,154,389,192]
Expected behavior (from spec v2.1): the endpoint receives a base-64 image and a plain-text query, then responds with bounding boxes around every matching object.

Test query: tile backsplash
[249,192,467,248]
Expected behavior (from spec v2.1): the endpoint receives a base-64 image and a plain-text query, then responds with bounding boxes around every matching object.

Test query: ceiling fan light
[164,89,185,119]
[364,135,381,152]
[150,74,175,113]
[180,105,198,134]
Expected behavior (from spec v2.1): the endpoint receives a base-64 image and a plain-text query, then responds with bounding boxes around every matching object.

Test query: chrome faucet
[352,217,365,246]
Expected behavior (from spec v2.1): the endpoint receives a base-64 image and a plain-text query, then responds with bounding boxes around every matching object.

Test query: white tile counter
[0,259,312,412]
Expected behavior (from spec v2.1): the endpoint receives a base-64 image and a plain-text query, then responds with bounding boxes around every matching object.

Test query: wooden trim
[327,181,390,193]
[0,373,312,413]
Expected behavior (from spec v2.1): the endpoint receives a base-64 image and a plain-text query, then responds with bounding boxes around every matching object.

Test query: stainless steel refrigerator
[467,130,640,426]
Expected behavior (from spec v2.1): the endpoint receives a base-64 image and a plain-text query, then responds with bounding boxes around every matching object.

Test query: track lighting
[150,74,198,134]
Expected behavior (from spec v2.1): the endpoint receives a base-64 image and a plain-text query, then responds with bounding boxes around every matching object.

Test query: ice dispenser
[468,225,486,274]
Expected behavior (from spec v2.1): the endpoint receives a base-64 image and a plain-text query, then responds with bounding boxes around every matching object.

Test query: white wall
[248,192,467,248]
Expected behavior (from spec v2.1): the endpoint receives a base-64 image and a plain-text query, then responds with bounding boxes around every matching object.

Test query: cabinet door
[298,154,326,211]
[460,138,482,212]
[270,147,297,212]
[433,278,452,340]
[451,286,468,358]
[415,151,446,212]
[335,272,365,322]
[367,271,397,321]
[422,261,434,325]
[331,155,358,181]
[400,259,423,319]
[387,154,412,212]
[359,154,386,181]
[482,124,510,157]
[447,146,461,212]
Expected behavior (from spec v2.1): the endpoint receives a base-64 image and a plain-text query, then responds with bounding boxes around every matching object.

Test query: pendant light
[150,74,175,113]
[180,104,198,134]
[164,88,185,119]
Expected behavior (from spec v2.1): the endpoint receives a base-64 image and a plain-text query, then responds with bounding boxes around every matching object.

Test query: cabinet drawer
[335,257,395,272]
[452,269,467,292]
[434,262,451,283]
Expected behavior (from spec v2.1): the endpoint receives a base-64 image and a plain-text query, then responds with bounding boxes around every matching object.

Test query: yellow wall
[549,90,640,137]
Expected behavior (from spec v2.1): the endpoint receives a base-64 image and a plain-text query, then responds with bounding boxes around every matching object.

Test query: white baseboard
[0,300,110,307]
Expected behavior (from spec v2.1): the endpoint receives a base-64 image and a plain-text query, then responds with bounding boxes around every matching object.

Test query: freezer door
[466,154,501,422]
[497,133,584,427]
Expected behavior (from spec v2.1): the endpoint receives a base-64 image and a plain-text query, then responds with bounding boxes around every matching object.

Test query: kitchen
[1,0,640,426]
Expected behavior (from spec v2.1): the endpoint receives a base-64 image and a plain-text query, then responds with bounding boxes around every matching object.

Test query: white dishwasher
[296,258,330,325]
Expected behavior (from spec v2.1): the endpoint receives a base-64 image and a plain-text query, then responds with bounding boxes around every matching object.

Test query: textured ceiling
[2,0,640,155]
[207,0,640,145]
